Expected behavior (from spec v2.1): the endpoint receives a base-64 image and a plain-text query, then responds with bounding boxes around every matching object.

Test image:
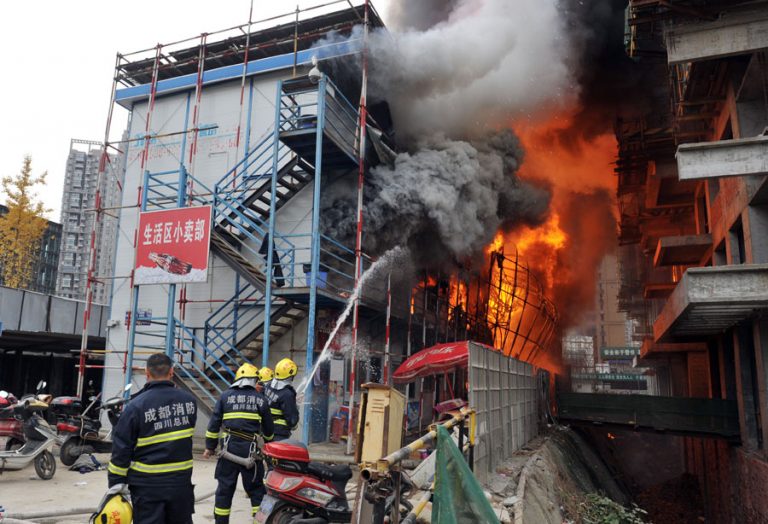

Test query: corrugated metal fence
[468,341,538,482]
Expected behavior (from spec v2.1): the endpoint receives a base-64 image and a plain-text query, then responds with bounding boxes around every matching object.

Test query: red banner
[134,206,212,285]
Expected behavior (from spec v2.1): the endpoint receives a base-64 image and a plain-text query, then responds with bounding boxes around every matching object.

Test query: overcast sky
[0,1,392,220]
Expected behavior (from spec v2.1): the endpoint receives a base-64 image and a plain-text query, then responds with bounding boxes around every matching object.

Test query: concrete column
[733,325,761,450]
[752,319,768,452]
[743,205,768,263]
[687,352,711,398]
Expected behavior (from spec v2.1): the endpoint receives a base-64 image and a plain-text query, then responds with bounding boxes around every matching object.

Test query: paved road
[0,453,252,523]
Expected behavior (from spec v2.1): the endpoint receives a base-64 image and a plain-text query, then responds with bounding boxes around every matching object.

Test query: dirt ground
[1,452,253,523]
[636,474,708,524]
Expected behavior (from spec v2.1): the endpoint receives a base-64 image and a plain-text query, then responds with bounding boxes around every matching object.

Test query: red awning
[393,341,472,384]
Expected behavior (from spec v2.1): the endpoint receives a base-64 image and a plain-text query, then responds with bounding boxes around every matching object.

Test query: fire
[448,276,468,322]
[477,111,618,371]
[506,213,567,293]
[514,213,566,253]
[487,232,505,254]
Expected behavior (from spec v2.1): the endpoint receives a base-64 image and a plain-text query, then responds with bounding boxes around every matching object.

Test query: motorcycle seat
[307,462,352,482]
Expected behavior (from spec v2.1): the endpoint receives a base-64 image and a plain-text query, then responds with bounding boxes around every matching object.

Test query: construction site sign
[134,206,212,285]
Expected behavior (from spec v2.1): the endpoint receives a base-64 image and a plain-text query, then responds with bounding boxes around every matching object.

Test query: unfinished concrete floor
[2,453,252,523]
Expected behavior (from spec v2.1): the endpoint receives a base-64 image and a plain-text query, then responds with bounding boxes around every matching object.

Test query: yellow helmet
[235,363,259,380]
[258,367,274,382]
[275,358,298,380]
[90,493,132,524]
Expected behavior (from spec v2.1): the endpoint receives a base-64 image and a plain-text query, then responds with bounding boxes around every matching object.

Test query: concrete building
[57,139,123,304]
[619,2,768,521]
[0,204,61,295]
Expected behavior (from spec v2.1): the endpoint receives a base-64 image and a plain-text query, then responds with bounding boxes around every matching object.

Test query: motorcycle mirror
[36,380,46,392]
[124,384,133,393]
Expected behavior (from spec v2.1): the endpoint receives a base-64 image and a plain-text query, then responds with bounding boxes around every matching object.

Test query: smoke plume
[321,130,550,265]
[370,0,574,139]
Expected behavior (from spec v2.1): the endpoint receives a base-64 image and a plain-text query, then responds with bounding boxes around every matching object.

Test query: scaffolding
[81,1,560,444]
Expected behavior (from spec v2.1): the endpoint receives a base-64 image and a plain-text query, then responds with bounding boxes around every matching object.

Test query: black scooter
[58,385,131,466]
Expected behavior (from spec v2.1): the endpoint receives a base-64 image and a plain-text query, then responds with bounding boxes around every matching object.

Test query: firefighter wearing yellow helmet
[204,362,273,523]
[258,367,274,384]
[264,358,299,441]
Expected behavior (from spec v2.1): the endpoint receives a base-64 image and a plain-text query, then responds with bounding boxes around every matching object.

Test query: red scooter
[0,391,23,451]
[255,439,353,523]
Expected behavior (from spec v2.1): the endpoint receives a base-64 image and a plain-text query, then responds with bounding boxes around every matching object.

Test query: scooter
[256,439,353,523]
[1,381,53,451]
[58,385,130,466]
[0,390,23,451]
[0,396,58,480]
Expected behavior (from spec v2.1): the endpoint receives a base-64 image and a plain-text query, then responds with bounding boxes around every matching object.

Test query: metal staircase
[140,76,360,416]
[170,130,315,408]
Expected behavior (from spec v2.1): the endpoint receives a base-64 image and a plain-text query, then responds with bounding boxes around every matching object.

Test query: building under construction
[619,1,768,520]
[91,2,558,445]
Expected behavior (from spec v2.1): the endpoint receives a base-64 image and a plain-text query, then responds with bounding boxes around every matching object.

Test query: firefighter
[107,353,197,524]
[256,367,273,392]
[203,363,274,522]
[264,358,299,441]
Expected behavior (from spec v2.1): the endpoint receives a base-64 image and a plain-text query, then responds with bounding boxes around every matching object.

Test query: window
[68,193,82,208]
[62,275,72,288]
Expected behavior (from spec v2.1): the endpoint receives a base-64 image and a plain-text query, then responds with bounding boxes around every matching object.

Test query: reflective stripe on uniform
[108,462,128,476]
[270,408,283,415]
[214,507,231,516]
[205,430,220,439]
[274,419,288,425]
[136,428,195,447]
[222,411,261,421]
[130,459,193,474]
[263,433,274,441]
[252,506,260,516]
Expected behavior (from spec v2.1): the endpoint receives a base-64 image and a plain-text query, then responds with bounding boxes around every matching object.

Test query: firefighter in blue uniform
[264,358,299,441]
[203,363,274,522]
[107,353,198,524]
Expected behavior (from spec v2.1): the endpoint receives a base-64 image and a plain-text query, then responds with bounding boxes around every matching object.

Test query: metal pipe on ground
[5,489,216,520]
[402,483,434,524]
[360,408,473,481]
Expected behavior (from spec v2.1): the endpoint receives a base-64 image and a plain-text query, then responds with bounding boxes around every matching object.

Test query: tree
[0,156,51,289]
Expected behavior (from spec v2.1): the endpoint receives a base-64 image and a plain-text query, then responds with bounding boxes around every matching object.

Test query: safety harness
[217,428,261,469]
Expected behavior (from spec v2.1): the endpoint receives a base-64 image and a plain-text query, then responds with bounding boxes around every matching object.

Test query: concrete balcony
[654,264,768,341]
[665,7,768,64]
[677,135,768,181]
[640,337,707,360]
[653,234,712,267]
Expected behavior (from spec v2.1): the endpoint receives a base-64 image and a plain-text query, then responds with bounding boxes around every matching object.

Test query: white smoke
[372,0,575,138]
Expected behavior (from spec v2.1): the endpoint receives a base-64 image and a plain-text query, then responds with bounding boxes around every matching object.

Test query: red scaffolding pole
[76,53,122,397]
[346,0,370,455]
[383,271,392,384]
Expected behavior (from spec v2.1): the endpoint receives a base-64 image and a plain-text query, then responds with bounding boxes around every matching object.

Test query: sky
[0,0,392,220]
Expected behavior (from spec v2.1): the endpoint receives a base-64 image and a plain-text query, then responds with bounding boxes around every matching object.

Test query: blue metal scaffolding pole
[302,75,327,443]
[165,93,192,357]
[125,169,152,396]
[263,80,283,368]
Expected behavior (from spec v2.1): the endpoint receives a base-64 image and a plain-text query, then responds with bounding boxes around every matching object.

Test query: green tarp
[431,425,500,524]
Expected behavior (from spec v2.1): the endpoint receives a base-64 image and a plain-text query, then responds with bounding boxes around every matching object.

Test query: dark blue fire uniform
[108,380,197,524]
[206,385,274,522]
[264,382,299,440]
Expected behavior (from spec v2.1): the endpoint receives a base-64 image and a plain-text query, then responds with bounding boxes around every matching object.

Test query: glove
[105,482,131,502]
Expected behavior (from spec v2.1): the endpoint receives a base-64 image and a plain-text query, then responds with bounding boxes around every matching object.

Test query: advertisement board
[134,206,212,285]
